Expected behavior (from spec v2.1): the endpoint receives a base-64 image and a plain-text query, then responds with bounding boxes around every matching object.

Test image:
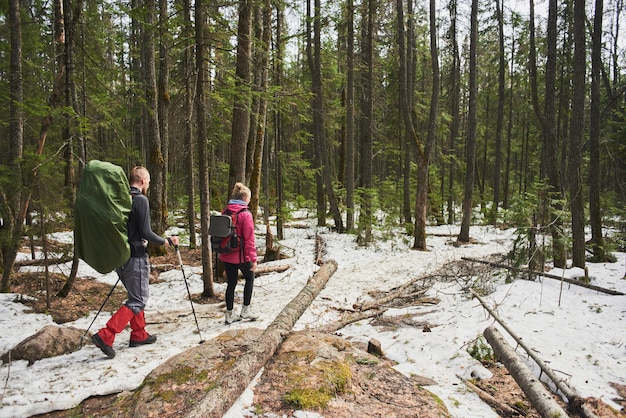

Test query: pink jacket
[217,201,257,265]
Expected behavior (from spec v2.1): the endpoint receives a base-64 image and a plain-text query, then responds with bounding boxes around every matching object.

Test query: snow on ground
[0,221,625,418]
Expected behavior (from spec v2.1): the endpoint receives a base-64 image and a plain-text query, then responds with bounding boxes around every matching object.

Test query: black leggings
[224,261,255,311]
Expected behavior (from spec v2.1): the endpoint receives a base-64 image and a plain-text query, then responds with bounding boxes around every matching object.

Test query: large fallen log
[184,259,338,418]
[483,326,569,418]
[463,257,624,295]
[473,290,599,418]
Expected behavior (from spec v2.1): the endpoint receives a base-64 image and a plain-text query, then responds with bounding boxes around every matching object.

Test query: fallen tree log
[463,257,624,295]
[473,290,599,418]
[483,326,569,418]
[313,308,387,333]
[353,273,436,311]
[184,259,338,418]
[231,264,290,279]
[462,378,518,416]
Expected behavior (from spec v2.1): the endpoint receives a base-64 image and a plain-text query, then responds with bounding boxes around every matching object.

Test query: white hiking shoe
[225,309,241,324]
[240,305,258,321]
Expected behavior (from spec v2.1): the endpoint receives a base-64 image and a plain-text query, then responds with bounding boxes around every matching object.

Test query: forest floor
[11,245,624,418]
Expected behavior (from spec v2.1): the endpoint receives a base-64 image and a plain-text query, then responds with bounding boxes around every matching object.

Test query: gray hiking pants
[116,254,150,314]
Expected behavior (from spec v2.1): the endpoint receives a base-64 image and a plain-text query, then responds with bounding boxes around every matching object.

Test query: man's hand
[166,236,180,247]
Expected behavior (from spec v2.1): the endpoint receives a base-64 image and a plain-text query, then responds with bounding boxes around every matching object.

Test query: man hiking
[92,166,179,359]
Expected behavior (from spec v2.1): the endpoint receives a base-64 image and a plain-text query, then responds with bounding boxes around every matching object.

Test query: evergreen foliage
[0,0,625,291]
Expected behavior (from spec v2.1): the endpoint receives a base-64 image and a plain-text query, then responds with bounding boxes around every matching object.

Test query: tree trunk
[503,28,516,210]
[59,0,84,298]
[307,0,344,233]
[274,2,285,240]
[397,0,412,229]
[185,260,338,418]
[345,0,355,232]
[588,0,606,262]
[491,0,505,223]
[358,0,375,243]
[483,326,569,418]
[195,0,214,297]
[458,0,478,243]
[182,0,197,250]
[229,0,252,190]
[1,0,25,293]
[570,0,586,269]
[248,0,271,223]
[141,0,165,244]
[413,0,439,250]
[446,0,460,224]
[158,0,170,234]
[529,0,566,268]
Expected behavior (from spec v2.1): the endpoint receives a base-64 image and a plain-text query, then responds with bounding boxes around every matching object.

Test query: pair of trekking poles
[81,244,205,346]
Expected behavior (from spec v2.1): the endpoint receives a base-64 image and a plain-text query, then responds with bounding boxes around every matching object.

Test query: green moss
[159,390,175,402]
[154,365,198,386]
[283,359,352,410]
[63,405,84,418]
[430,392,446,408]
[355,356,379,365]
[285,387,333,409]
[145,365,214,402]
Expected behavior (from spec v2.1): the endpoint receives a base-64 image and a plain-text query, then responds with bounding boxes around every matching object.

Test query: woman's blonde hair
[231,182,251,201]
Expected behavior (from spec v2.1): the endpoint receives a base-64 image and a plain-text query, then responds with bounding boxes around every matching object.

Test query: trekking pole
[80,278,120,346]
[175,246,205,344]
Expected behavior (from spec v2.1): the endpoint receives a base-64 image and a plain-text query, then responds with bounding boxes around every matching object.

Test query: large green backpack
[74,160,132,273]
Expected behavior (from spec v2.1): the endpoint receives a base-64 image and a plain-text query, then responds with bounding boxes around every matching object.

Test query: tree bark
[396,0,412,229]
[413,0,439,250]
[141,0,165,243]
[345,0,355,232]
[529,0,566,268]
[483,326,569,418]
[588,0,606,262]
[307,0,344,233]
[274,2,285,240]
[458,0,478,243]
[446,0,460,224]
[463,379,518,416]
[1,0,25,293]
[570,0,586,269]
[195,0,214,297]
[490,0,505,223]
[358,0,375,243]
[185,260,338,418]
[229,0,252,190]
[59,0,84,298]
[248,0,271,223]
[158,0,171,234]
[182,0,197,250]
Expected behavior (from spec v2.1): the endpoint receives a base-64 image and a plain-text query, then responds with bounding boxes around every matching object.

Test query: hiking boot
[92,333,115,359]
[129,334,157,347]
[240,305,258,321]
[225,309,241,324]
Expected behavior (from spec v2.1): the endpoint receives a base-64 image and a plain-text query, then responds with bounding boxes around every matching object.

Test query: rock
[367,338,383,357]
[1,324,86,365]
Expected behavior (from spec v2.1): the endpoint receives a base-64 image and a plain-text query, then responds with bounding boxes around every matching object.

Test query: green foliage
[467,335,495,365]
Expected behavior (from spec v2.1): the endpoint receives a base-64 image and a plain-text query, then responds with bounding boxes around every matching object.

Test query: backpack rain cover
[74,160,132,273]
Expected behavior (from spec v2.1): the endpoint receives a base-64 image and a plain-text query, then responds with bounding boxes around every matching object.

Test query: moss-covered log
[184,259,338,418]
